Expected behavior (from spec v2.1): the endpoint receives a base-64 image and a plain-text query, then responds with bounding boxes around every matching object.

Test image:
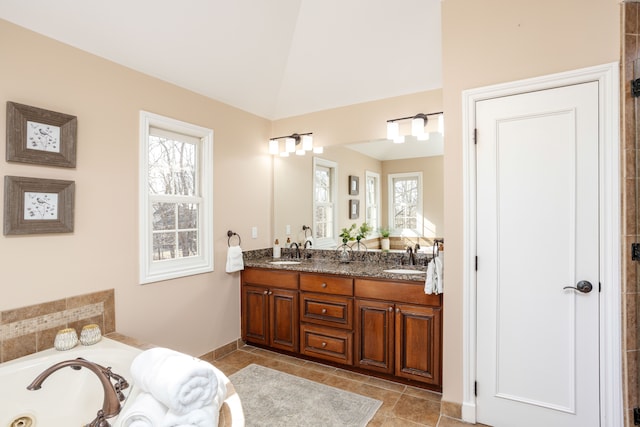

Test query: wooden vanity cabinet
[299,273,354,365]
[241,268,299,353]
[355,278,442,387]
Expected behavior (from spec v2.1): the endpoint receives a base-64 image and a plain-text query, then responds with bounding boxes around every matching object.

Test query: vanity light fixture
[269,132,317,157]
[386,111,444,143]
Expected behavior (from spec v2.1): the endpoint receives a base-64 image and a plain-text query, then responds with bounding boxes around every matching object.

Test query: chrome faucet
[290,241,301,259]
[27,357,129,427]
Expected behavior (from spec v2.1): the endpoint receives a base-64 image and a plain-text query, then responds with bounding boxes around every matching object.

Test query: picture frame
[349,199,360,219]
[6,101,77,168]
[4,176,75,235]
[349,175,359,195]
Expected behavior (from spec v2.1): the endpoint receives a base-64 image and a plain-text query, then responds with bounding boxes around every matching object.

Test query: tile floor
[204,344,485,427]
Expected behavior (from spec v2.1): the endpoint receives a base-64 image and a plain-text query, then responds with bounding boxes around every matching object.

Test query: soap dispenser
[273,239,281,258]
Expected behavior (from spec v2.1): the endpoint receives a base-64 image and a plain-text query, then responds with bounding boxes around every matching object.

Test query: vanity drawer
[355,278,442,307]
[300,324,353,365]
[300,293,353,329]
[242,268,299,290]
[300,273,353,296]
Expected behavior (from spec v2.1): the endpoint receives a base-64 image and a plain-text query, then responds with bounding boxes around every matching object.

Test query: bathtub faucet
[27,357,129,427]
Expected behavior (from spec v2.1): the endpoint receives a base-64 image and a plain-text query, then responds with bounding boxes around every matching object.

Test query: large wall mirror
[274,128,444,251]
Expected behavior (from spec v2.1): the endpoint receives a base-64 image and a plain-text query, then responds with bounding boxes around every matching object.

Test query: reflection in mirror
[273,131,443,251]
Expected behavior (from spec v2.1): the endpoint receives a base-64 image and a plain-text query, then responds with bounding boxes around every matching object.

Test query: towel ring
[227,230,241,247]
[302,225,312,238]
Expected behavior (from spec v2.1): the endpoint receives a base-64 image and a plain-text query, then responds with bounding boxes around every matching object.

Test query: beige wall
[0,19,273,357]
[441,0,620,406]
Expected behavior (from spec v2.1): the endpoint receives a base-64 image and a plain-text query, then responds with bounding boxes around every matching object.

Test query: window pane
[153,202,175,231]
[178,203,198,229]
[178,231,198,258]
[153,232,175,260]
[148,136,196,196]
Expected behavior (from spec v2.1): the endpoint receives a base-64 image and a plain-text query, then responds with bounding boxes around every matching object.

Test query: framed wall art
[349,199,359,219]
[6,101,77,168]
[4,176,75,235]
[349,175,359,195]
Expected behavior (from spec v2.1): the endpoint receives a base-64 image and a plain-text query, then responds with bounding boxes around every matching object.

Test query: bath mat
[229,363,382,427]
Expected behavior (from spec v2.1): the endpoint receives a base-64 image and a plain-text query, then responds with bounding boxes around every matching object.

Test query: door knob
[563,280,593,293]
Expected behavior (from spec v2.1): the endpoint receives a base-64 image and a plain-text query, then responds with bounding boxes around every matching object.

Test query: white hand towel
[131,347,218,415]
[434,253,444,294]
[118,392,168,427]
[225,245,244,273]
[424,258,435,295]
[162,404,218,427]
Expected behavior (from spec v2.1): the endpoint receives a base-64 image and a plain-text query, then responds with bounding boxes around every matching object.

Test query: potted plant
[379,227,391,251]
[337,224,356,262]
[354,222,373,251]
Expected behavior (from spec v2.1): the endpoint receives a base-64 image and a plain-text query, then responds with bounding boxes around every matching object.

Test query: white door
[475,81,600,427]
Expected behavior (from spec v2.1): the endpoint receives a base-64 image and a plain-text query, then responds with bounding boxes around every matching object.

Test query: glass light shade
[301,134,313,151]
[386,121,399,140]
[393,135,405,144]
[269,139,279,155]
[285,137,296,153]
[411,117,425,137]
[313,146,324,154]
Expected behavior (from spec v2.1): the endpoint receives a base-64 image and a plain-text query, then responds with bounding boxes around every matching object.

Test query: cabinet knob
[268,291,273,295]
[321,282,327,288]
[388,306,393,312]
[263,290,269,295]
[396,308,400,313]
[321,342,327,348]
[321,308,327,314]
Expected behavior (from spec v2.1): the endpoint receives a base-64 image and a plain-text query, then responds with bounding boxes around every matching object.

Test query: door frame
[461,62,621,425]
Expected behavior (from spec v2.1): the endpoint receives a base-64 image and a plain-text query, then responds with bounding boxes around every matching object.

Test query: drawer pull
[321,282,327,288]
[321,342,327,348]
[321,308,327,314]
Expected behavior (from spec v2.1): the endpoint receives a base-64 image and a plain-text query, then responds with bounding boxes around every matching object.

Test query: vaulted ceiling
[0,0,442,120]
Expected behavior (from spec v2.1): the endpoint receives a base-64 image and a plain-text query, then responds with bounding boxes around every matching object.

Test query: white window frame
[388,171,423,236]
[139,111,214,284]
[313,157,338,248]
[365,170,381,233]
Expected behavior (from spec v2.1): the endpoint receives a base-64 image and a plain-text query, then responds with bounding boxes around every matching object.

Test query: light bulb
[386,121,399,140]
[285,137,296,153]
[302,134,313,151]
[411,117,425,137]
[269,139,279,155]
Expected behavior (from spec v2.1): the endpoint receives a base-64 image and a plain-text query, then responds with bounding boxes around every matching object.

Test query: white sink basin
[269,261,302,265]
[383,269,426,275]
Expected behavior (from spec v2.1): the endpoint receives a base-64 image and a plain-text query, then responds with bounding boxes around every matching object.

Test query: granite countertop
[243,248,429,283]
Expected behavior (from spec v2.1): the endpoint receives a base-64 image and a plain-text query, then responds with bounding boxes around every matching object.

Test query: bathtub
[0,337,244,427]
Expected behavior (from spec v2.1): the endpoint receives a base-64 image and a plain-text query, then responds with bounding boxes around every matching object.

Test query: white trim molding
[461,62,621,426]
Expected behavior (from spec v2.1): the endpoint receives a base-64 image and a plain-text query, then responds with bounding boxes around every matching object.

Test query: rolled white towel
[131,347,218,415]
[118,392,168,427]
[424,258,435,295]
[162,404,218,427]
[225,245,244,273]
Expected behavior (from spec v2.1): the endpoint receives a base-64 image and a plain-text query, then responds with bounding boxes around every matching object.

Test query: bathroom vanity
[240,255,442,391]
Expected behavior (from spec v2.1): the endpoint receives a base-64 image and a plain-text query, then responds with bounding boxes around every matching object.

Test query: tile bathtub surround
[0,289,115,362]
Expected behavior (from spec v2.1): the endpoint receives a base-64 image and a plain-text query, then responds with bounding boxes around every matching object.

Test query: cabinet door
[270,288,299,352]
[242,285,270,346]
[395,304,442,386]
[355,299,394,374]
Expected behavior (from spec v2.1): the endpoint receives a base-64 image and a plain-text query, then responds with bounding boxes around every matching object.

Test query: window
[313,157,337,248]
[365,171,381,232]
[388,172,423,235]
[139,111,213,284]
